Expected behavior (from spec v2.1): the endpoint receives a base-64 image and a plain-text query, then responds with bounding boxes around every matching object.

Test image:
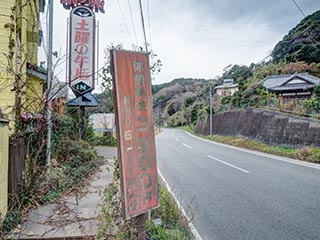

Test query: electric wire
[127,0,139,45]
[257,1,318,65]
[116,0,134,44]
[290,0,306,18]
[288,0,319,46]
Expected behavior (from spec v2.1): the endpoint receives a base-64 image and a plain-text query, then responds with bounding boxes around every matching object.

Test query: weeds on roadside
[0,139,101,235]
[97,159,193,240]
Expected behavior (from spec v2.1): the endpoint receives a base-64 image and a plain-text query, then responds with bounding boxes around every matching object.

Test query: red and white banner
[111,50,159,219]
[69,6,95,95]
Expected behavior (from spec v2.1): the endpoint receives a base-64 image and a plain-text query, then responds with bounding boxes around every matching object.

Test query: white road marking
[175,138,179,142]
[208,155,250,174]
[158,170,204,240]
[184,131,320,171]
[182,143,192,149]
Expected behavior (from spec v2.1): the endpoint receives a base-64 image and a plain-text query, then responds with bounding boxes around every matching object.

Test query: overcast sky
[40,0,320,91]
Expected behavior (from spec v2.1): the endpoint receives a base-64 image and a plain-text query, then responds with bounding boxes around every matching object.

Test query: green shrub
[89,132,117,146]
[34,139,100,204]
[1,211,21,232]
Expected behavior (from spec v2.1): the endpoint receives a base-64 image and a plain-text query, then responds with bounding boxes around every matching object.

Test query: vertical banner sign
[111,50,159,219]
[69,6,95,96]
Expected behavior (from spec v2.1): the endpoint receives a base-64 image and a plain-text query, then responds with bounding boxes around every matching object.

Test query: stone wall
[195,108,320,147]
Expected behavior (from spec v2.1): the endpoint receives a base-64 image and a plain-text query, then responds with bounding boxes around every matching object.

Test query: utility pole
[139,0,148,53]
[210,85,213,136]
[46,0,54,172]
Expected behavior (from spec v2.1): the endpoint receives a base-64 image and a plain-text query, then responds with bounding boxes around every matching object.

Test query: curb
[158,170,203,240]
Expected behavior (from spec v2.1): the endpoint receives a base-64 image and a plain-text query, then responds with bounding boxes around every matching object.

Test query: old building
[214,79,238,97]
[0,0,46,129]
[262,73,320,99]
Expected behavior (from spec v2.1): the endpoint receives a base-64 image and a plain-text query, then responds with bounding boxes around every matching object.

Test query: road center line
[182,143,192,149]
[208,155,250,174]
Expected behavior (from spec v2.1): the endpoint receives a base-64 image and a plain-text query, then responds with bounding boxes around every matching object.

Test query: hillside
[272,10,320,63]
[153,78,217,126]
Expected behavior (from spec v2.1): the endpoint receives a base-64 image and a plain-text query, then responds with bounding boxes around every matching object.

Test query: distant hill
[152,78,217,118]
[152,78,211,95]
[272,10,320,63]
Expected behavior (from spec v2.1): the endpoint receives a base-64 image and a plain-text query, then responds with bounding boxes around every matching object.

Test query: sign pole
[137,213,147,240]
[79,105,86,140]
[46,0,54,172]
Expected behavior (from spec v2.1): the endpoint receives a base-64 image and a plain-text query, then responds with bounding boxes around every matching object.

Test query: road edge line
[184,131,320,170]
[158,169,204,240]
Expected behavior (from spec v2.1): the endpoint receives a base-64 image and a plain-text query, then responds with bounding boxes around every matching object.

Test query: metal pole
[210,86,213,136]
[139,0,148,53]
[137,213,147,240]
[46,0,54,172]
[66,17,69,86]
[96,21,99,86]
[80,106,86,140]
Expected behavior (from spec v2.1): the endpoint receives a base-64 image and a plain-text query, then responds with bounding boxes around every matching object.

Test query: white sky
[39,0,320,92]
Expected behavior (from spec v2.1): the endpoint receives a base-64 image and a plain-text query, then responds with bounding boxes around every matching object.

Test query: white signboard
[69,6,95,96]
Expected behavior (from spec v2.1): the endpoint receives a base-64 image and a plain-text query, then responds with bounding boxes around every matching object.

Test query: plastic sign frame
[69,6,95,96]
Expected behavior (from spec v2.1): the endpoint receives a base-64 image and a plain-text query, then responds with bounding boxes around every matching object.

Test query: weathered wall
[0,119,9,220]
[195,109,320,147]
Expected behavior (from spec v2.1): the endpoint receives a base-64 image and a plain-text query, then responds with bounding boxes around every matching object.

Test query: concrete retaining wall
[195,109,320,147]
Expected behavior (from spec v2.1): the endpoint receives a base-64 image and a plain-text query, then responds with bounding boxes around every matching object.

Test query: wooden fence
[8,138,26,208]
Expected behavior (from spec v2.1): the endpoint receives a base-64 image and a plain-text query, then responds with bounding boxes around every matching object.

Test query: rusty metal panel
[111,49,159,219]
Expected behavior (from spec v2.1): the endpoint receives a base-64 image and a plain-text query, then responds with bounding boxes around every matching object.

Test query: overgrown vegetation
[97,160,193,240]
[0,116,102,234]
[272,10,320,63]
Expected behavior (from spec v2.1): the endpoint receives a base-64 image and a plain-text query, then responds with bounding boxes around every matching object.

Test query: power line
[290,0,306,18]
[127,0,139,45]
[256,3,318,65]
[116,0,133,43]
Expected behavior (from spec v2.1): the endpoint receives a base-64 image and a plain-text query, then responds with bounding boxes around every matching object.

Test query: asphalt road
[155,128,320,240]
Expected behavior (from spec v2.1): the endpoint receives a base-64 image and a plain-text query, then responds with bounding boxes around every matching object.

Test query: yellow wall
[0,0,43,130]
[0,1,16,127]
[26,76,44,113]
[0,119,9,220]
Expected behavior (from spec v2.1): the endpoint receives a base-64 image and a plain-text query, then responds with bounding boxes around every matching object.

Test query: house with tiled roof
[214,79,238,97]
[262,73,320,99]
